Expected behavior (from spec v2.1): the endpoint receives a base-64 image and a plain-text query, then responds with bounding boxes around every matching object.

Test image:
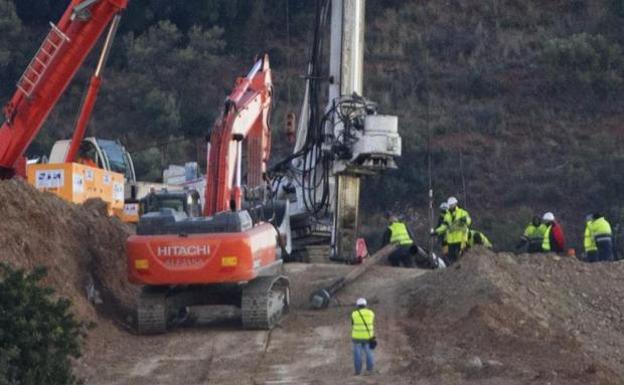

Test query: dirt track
[76,264,424,385]
[75,252,624,385]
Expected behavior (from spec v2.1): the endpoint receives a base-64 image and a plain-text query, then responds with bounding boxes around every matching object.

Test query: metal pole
[340,0,365,96]
[95,14,121,75]
[331,0,366,263]
[65,14,122,163]
[310,244,397,309]
[327,0,342,103]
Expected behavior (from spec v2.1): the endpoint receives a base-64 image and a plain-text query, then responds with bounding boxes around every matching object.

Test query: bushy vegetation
[2,0,624,249]
[0,263,84,385]
[540,33,624,98]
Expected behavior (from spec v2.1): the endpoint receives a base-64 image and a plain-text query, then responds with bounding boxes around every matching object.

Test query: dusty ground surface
[4,179,624,385]
[74,251,624,385]
[75,263,424,385]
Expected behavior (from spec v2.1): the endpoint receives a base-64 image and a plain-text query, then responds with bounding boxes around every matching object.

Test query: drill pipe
[309,244,397,309]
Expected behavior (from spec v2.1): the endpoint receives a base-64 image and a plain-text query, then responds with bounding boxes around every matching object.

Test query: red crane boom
[0,0,128,179]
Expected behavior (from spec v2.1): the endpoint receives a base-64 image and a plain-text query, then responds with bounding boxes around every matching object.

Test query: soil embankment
[406,248,624,384]
[0,179,137,322]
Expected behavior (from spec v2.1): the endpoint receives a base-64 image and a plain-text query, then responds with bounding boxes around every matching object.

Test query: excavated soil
[0,178,137,323]
[405,247,624,385]
[3,178,624,384]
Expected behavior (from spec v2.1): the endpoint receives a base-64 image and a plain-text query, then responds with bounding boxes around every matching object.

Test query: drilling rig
[273,0,402,263]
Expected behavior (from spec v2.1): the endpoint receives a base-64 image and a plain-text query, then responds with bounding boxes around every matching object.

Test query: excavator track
[241,276,290,330]
[137,286,168,334]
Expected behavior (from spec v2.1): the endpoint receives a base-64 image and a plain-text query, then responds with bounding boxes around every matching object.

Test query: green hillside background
[2,0,624,251]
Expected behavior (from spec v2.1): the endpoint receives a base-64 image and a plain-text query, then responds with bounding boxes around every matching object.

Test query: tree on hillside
[0,0,23,100]
[90,21,228,180]
[0,264,84,385]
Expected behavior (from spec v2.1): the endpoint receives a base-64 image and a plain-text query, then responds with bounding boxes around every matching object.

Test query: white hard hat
[543,212,555,222]
[356,298,367,307]
[440,202,449,211]
[447,196,458,206]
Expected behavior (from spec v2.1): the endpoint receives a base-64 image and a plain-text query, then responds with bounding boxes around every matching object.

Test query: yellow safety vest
[523,224,547,245]
[436,208,471,244]
[584,224,597,252]
[468,230,492,248]
[351,308,375,340]
[388,222,414,246]
[589,217,612,241]
[542,225,552,251]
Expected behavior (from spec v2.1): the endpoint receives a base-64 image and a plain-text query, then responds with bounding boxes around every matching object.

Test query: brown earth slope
[0,178,137,322]
[406,247,624,385]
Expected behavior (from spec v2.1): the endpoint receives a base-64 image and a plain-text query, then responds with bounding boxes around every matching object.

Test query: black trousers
[527,241,543,253]
[447,243,462,265]
[586,250,599,263]
[388,246,414,267]
[597,239,613,261]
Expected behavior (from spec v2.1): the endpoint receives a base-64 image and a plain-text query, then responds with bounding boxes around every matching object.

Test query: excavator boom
[204,55,272,216]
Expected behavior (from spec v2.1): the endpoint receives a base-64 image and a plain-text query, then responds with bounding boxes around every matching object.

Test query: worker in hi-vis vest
[541,212,565,253]
[437,202,449,259]
[467,229,492,249]
[382,215,416,267]
[584,213,613,262]
[516,215,547,253]
[351,298,375,376]
[433,196,471,264]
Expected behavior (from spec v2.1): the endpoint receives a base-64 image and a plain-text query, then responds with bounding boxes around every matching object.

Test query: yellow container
[113,202,140,223]
[27,162,125,216]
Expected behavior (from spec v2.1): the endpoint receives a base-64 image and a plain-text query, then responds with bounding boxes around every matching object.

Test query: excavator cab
[140,189,202,218]
[48,137,136,182]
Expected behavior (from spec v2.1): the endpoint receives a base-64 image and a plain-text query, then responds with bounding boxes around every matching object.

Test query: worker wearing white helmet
[432,196,471,264]
[541,212,566,253]
[351,297,376,375]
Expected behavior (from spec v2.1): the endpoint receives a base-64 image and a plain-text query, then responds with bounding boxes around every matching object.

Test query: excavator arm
[0,0,128,179]
[204,55,273,216]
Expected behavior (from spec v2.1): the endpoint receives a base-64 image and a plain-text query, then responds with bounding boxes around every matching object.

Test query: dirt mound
[0,178,137,323]
[405,247,624,384]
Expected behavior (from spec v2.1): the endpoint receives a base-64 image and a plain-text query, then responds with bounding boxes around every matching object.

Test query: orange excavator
[126,55,291,333]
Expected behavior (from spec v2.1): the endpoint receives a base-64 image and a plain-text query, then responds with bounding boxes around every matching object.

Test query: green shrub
[0,264,84,385]
[540,33,624,98]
